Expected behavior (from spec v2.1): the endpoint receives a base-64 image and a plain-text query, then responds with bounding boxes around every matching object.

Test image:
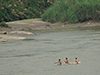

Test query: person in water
[72,58,79,64]
[64,58,69,65]
[75,58,78,64]
[57,59,62,65]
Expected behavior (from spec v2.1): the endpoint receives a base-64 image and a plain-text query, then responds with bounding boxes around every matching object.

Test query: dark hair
[75,58,77,59]
[66,58,68,59]
[59,59,61,61]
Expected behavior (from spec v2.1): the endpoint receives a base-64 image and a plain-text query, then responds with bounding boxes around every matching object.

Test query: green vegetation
[0,21,10,28]
[1,0,100,23]
[41,0,100,23]
[0,0,53,22]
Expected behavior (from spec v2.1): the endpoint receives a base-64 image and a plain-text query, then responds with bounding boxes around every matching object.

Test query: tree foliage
[41,0,100,23]
[0,0,53,22]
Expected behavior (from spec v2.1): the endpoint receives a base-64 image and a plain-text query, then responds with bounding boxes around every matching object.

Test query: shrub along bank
[0,21,10,28]
[41,0,100,23]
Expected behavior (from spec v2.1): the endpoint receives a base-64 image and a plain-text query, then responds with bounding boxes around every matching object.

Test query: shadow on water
[22,39,34,41]
[78,26,100,31]
[0,54,38,58]
[22,38,53,42]
[14,54,37,57]
[46,50,61,52]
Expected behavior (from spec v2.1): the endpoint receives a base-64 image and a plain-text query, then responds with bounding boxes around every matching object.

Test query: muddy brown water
[0,28,100,75]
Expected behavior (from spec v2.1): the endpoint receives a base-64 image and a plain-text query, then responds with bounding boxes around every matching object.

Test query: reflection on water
[0,28,100,75]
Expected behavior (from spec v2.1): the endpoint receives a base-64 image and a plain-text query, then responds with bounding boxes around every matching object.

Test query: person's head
[75,58,77,59]
[66,58,68,59]
[59,59,61,61]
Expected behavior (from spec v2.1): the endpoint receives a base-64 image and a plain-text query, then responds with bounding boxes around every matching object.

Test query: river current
[0,28,100,75]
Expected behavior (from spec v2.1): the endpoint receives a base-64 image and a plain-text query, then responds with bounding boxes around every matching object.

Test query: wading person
[58,59,62,65]
[72,58,79,64]
[64,58,69,65]
[55,59,62,65]
[75,58,78,64]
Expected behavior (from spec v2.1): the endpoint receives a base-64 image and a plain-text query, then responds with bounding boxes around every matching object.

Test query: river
[0,28,100,75]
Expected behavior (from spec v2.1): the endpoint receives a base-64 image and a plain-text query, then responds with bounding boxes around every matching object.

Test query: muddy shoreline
[0,18,100,42]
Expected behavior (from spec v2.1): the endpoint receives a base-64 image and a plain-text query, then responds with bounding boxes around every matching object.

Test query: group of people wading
[56,58,79,65]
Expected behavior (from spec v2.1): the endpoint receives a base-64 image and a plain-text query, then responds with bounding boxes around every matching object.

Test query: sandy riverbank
[0,18,100,42]
[0,31,34,42]
[5,18,100,30]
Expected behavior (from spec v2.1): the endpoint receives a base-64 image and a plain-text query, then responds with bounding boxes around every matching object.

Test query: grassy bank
[41,0,100,23]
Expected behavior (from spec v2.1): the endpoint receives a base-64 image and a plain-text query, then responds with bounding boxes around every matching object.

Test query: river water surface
[0,28,100,75]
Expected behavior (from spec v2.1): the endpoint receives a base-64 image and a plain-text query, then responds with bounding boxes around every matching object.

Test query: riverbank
[6,18,100,30]
[0,31,34,42]
[0,18,100,42]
